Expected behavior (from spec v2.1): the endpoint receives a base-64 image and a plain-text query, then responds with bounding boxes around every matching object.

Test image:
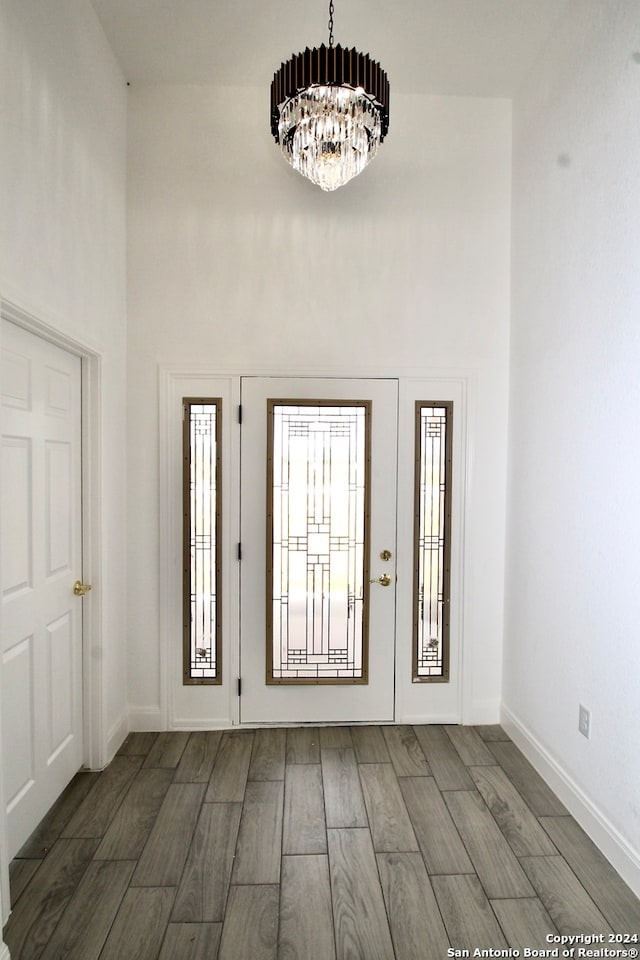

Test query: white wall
[505,0,640,888]
[126,84,512,726]
[0,0,128,761]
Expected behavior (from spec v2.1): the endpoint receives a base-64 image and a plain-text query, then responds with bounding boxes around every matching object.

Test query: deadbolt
[380,549,392,561]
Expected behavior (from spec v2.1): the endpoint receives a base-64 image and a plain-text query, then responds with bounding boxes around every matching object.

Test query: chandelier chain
[328,0,335,47]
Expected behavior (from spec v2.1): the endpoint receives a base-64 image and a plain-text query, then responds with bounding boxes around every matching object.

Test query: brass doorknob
[73,581,92,597]
[369,573,392,587]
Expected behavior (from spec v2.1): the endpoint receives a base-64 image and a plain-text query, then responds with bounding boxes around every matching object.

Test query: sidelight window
[413,402,452,681]
[183,399,222,684]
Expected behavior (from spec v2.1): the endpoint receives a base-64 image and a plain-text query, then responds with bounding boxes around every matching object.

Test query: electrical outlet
[578,704,591,739]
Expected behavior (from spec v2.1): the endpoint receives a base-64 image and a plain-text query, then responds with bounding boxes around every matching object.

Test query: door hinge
[237,542,242,561]
[237,678,242,697]
[237,404,243,424]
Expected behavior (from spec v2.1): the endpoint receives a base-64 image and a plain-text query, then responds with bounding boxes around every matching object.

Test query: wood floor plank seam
[6,724,640,960]
[358,762,419,853]
[285,727,321,764]
[537,815,640,932]
[489,896,560,949]
[131,782,207,888]
[172,801,243,922]
[399,775,475,875]
[448,773,560,890]
[469,765,559,858]
[519,853,613,934]
[283,763,328,855]
[327,827,396,959]
[143,732,190,770]
[173,731,223,784]
[231,780,284,885]
[376,851,453,958]
[61,756,144,840]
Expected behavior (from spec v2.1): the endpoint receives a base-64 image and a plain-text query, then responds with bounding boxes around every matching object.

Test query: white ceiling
[91,0,570,98]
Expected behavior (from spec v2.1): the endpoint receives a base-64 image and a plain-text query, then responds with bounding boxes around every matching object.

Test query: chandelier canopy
[270,4,389,192]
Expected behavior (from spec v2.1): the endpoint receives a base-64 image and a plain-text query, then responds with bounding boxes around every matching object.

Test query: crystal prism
[277,85,382,191]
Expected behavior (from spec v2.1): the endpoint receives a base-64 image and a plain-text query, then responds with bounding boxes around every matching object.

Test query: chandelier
[270,0,390,192]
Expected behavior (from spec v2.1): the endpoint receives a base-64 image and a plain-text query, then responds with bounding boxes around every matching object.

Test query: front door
[240,377,398,724]
[1,321,84,858]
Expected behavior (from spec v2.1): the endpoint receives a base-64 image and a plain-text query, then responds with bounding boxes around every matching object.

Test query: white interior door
[240,377,398,724]
[1,321,84,858]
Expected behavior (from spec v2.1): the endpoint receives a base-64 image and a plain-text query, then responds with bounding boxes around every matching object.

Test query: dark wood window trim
[183,397,222,685]
[266,398,371,685]
[413,401,452,682]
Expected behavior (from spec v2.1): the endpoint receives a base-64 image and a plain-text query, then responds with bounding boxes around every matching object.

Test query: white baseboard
[128,707,163,731]
[106,714,129,764]
[501,703,640,899]
[171,718,235,730]
[398,713,461,725]
[130,713,500,730]
[464,698,502,725]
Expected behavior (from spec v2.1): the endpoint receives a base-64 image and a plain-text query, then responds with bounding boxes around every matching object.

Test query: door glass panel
[183,398,221,684]
[413,402,452,681]
[267,400,371,683]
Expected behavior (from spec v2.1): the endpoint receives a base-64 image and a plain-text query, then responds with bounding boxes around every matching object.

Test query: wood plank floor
[5,726,640,959]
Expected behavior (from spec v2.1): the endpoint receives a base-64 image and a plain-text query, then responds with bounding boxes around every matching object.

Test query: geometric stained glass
[267,400,370,683]
[413,402,452,681]
[183,399,221,684]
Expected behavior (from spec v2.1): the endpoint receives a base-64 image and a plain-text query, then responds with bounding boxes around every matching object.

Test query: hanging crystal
[277,85,382,192]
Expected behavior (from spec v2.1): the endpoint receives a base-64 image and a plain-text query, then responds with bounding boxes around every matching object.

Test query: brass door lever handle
[369,573,392,586]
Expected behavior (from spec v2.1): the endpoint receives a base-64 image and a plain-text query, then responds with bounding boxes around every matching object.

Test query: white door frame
[0,298,104,920]
[159,364,472,731]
